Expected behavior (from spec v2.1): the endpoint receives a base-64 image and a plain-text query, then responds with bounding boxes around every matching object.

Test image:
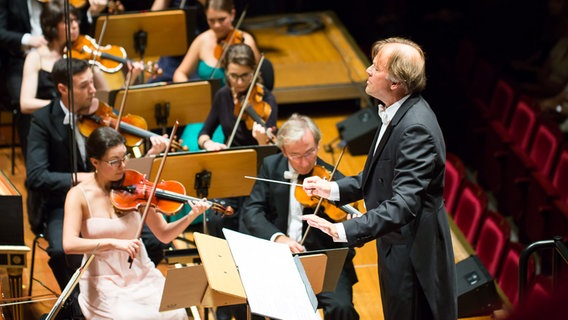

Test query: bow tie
[284,170,298,180]
[378,105,389,124]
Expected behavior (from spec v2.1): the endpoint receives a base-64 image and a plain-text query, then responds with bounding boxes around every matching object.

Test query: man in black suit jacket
[241,114,359,320]
[303,37,457,320]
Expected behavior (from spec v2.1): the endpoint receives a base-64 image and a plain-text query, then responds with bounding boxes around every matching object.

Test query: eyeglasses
[102,153,130,168]
[287,147,317,160]
[227,72,253,82]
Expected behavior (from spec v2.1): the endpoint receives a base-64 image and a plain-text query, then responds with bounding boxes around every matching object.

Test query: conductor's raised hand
[302,176,331,198]
[302,214,339,239]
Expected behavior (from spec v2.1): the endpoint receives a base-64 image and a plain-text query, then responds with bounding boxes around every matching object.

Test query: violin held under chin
[69,35,161,78]
[233,83,276,143]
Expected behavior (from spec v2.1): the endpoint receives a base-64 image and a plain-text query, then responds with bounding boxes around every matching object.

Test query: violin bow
[88,13,110,74]
[209,6,248,79]
[128,121,179,268]
[114,70,133,132]
[299,145,347,246]
[226,54,264,148]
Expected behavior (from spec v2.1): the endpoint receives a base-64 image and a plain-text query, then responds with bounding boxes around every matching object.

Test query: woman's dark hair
[221,43,255,70]
[51,58,89,87]
[40,2,79,43]
[86,126,126,160]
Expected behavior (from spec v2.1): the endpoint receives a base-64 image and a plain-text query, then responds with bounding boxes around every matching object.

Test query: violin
[71,35,160,76]
[234,83,273,131]
[78,101,186,151]
[111,169,234,216]
[294,165,362,222]
[214,29,244,60]
[71,35,127,73]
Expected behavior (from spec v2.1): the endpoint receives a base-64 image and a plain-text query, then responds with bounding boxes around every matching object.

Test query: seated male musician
[240,113,360,320]
[25,58,169,317]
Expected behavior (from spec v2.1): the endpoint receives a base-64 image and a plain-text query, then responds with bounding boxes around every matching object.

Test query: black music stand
[297,247,349,293]
[108,79,221,130]
[94,8,196,60]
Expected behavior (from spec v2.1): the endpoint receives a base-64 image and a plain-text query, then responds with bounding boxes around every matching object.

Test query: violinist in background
[20,1,109,159]
[63,126,209,320]
[197,42,276,151]
[172,0,260,86]
[240,114,359,320]
[148,0,208,83]
[26,58,169,318]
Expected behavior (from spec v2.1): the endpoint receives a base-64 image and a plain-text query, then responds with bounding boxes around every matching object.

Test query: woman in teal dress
[172,0,260,86]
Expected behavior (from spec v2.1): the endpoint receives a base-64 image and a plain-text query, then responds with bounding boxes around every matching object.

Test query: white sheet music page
[223,228,321,320]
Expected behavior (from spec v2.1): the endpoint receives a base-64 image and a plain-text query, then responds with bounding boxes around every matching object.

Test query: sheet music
[223,229,321,320]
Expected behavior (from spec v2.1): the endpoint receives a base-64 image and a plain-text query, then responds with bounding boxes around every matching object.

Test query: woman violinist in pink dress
[63,126,210,319]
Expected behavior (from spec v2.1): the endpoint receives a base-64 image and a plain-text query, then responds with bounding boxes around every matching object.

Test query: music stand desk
[94,9,191,58]
[298,247,349,293]
[149,148,258,199]
[159,232,247,312]
[109,79,220,129]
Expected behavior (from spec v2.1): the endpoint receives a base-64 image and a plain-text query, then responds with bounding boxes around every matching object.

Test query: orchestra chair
[525,274,553,303]
[444,152,466,215]
[498,118,563,224]
[478,96,538,196]
[28,233,57,297]
[259,57,275,91]
[521,146,568,243]
[497,242,535,306]
[452,180,488,247]
[475,210,510,278]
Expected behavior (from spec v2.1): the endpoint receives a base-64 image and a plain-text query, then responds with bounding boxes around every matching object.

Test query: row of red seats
[444,152,556,309]
[444,38,568,245]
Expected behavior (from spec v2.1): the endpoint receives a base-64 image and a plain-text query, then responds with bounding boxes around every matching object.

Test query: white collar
[379,94,410,124]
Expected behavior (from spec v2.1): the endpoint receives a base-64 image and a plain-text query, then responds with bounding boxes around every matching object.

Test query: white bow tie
[378,105,389,124]
[284,170,299,180]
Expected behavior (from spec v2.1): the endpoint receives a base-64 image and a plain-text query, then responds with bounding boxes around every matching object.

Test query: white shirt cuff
[334,223,347,242]
[329,181,340,201]
[270,232,285,243]
[21,33,31,46]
